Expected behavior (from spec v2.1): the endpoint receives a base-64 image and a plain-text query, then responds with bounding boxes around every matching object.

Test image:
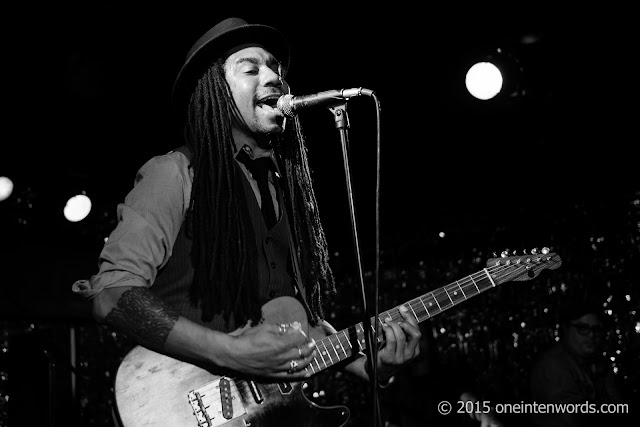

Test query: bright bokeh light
[64,194,92,222]
[0,176,13,201]
[465,62,503,100]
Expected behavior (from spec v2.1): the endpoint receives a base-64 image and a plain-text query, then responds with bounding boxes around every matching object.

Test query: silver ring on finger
[288,360,298,374]
[297,346,303,359]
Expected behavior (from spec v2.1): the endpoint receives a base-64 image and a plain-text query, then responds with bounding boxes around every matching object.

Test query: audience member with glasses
[528,300,627,427]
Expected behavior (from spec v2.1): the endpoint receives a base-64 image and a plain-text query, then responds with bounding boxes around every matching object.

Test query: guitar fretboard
[305,260,532,375]
[304,251,561,375]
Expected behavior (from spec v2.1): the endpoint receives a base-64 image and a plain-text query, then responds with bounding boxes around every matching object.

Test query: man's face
[224,46,287,139]
[564,313,604,358]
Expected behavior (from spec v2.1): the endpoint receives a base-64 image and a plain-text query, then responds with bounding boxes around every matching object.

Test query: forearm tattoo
[104,287,180,349]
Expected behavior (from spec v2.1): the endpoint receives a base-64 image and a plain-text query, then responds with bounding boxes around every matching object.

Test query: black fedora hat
[171,17,290,115]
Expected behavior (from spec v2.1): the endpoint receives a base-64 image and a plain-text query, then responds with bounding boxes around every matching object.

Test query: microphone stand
[329,103,382,427]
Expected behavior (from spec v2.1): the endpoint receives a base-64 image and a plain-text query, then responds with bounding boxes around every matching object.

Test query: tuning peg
[541,247,549,254]
[493,252,497,258]
[523,249,528,254]
[501,250,508,258]
[531,248,538,254]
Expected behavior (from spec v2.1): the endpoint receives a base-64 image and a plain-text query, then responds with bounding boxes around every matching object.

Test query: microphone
[277,88,373,117]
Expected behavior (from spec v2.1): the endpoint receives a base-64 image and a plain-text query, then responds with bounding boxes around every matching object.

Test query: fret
[324,338,337,365]
[341,330,353,350]
[483,268,497,287]
[456,280,467,299]
[328,335,342,361]
[419,297,431,318]
[380,311,392,326]
[433,294,442,310]
[356,324,366,350]
[470,275,480,293]
[474,274,495,292]
[434,289,452,310]
[369,322,377,338]
[460,279,479,297]
[443,287,454,305]
[406,303,418,321]
[412,300,425,321]
[317,339,330,367]
[446,284,466,305]
[410,299,427,321]
[340,338,349,359]
[422,293,439,315]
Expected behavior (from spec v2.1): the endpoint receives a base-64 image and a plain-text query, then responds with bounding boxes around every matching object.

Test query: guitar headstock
[486,247,562,284]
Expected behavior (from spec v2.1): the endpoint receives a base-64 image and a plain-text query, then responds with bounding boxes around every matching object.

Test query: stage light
[0,176,14,201]
[63,193,92,222]
[464,48,526,102]
[465,62,503,100]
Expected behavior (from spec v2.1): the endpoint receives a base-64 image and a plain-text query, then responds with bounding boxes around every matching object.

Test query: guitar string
[205,255,554,400]
[307,255,554,369]
[352,263,518,342]
[381,259,548,325]
[214,259,544,401]
[208,258,548,399]
[352,262,521,329]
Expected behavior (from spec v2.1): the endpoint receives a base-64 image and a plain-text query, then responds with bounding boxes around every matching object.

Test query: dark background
[1,0,636,311]
[1,1,638,426]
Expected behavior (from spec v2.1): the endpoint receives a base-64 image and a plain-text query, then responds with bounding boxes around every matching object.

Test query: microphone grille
[276,94,295,117]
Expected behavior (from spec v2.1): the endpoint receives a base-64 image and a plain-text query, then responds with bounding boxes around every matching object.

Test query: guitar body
[115,296,350,427]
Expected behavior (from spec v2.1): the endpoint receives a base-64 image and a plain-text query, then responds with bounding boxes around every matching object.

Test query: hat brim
[171,23,290,115]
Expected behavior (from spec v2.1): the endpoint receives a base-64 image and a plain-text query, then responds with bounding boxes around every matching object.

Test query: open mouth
[257,95,281,112]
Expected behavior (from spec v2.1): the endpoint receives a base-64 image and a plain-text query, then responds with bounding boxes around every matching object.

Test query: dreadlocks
[184,58,335,326]
[276,115,336,323]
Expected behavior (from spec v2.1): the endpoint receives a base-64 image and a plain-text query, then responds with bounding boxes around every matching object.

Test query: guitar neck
[306,268,499,375]
[306,248,562,376]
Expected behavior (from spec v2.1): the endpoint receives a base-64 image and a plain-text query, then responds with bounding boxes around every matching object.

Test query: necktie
[236,150,277,229]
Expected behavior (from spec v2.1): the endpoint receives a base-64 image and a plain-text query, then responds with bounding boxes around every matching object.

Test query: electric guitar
[114,249,561,426]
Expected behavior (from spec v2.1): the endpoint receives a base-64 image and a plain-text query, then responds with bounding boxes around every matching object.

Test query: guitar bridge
[187,376,247,426]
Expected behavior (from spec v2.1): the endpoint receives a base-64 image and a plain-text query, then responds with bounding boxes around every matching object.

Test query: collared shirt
[72,147,281,299]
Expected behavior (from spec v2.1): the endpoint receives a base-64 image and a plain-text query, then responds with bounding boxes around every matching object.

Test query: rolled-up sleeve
[72,150,192,298]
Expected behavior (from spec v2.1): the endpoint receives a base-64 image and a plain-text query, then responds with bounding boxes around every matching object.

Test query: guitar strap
[172,145,314,322]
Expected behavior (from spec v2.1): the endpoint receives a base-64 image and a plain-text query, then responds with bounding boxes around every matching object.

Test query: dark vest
[151,148,296,332]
